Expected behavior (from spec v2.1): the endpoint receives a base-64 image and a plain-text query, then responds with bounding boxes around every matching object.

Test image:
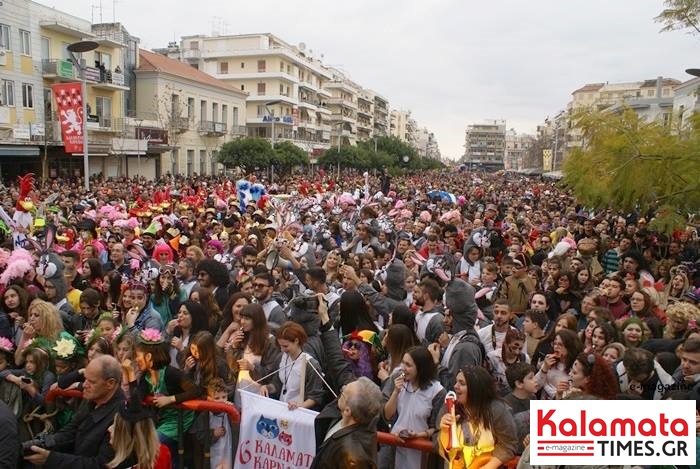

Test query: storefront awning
[0,145,40,157]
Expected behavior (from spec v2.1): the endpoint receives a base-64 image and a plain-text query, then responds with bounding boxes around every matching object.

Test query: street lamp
[66,40,99,192]
[264,100,282,148]
[685,68,700,77]
[135,118,143,177]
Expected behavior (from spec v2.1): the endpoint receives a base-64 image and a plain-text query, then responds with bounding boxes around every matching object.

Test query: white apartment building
[565,77,680,155]
[368,90,388,136]
[462,120,506,170]
[390,109,416,143]
[505,129,534,171]
[156,33,334,155]
[672,76,700,129]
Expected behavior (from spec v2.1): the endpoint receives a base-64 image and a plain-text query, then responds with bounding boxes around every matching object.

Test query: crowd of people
[0,168,697,469]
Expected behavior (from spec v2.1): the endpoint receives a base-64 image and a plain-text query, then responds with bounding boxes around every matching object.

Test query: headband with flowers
[139,328,164,345]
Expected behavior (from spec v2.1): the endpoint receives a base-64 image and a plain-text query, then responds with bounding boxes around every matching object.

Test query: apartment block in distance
[462,120,506,170]
[157,33,333,156]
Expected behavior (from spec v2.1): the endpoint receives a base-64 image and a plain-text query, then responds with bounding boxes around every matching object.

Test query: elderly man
[25,355,124,468]
[311,295,384,469]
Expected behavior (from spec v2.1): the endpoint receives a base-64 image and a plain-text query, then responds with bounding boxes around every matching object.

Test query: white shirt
[415,310,440,343]
[278,352,310,404]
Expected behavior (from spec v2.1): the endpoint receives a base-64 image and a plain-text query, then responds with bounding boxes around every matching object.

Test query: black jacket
[44,388,124,469]
[310,406,378,469]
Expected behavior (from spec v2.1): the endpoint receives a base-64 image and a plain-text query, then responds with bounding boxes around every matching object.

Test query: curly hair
[575,352,618,399]
[195,259,230,288]
[28,299,63,341]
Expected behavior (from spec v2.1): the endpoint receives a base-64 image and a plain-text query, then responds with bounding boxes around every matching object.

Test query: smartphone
[398,429,413,439]
[21,376,32,384]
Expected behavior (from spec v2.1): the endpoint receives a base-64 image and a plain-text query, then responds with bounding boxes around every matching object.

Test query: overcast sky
[43,0,699,159]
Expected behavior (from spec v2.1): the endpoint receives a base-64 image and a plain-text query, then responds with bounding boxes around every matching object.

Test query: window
[171,94,180,117]
[240,84,245,91]
[61,42,71,60]
[280,61,284,72]
[21,83,33,108]
[0,24,9,50]
[187,149,194,176]
[662,88,670,97]
[41,37,50,60]
[647,89,654,97]
[187,97,194,119]
[232,107,238,126]
[257,60,266,72]
[1,80,14,106]
[20,30,31,55]
[287,64,291,74]
[94,51,111,70]
[241,62,245,69]
[219,61,228,74]
[190,41,199,50]
[221,104,228,125]
[200,100,207,120]
[212,102,218,122]
[257,105,265,117]
[199,150,206,175]
[95,96,111,123]
[171,148,179,175]
[257,82,266,95]
[279,84,284,95]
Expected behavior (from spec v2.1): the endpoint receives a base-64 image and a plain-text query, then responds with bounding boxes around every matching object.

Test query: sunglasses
[347,341,363,350]
[253,283,269,289]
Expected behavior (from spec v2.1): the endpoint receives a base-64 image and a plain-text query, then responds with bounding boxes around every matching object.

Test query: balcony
[229,125,247,136]
[86,115,117,132]
[328,97,357,110]
[357,106,372,117]
[198,120,227,136]
[42,59,75,80]
[93,30,128,48]
[183,48,201,60]
[171,116,191,133]
[39,19,94,38]
[87,68,129,91]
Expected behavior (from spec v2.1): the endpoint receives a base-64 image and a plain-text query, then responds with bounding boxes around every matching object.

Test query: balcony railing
[198,120,227,136]
[171,116,191,133]
[229,125,247,136]
[41,59,75,79]
[183,48,201,60]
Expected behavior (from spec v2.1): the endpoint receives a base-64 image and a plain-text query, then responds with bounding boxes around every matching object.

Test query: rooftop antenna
[91,1,103,23]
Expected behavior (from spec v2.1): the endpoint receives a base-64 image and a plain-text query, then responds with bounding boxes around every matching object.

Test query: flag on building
[51,82,84,153]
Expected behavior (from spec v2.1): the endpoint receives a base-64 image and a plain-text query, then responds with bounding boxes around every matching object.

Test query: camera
[22,433,55,456]
[291,295,319,312]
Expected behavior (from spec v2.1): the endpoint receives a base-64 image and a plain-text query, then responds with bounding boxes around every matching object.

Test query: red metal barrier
[46,388,520,466]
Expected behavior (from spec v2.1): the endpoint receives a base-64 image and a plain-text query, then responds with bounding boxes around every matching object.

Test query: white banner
[235,390,319,469]
[530,400,695,466]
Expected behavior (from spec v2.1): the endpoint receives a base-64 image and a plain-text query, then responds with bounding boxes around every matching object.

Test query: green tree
[655,0,700,35]
[562,109,700,233]
[273,141,309,170]
[217,137,274,172]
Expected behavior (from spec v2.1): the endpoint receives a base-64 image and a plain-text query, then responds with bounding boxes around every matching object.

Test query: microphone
[444,391,459,451]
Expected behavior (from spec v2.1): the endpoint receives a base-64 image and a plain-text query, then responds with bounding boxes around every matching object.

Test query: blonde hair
[186,245,204,264]
[107,413,160,469]
[28,299,63,341]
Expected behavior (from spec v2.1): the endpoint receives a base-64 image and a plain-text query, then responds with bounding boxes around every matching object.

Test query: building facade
[135,49,248,178]
[156,33,334,155]
[0,0,153,181]
[462,120,506,169]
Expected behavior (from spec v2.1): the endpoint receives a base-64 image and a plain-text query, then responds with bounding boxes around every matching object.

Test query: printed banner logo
[530,400,695,465]
[235,390,318,469]
[51,83,84,153]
